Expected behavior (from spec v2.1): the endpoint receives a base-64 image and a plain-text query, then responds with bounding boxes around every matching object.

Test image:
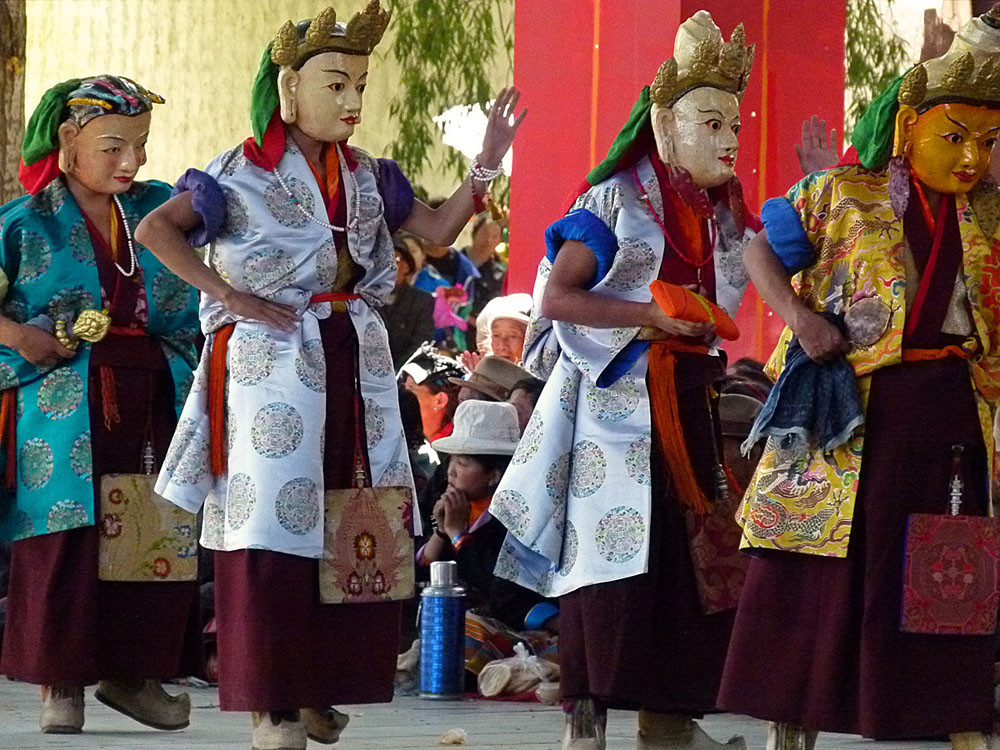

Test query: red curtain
[509,0,846,365]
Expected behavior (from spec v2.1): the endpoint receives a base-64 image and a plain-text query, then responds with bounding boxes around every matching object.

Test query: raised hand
[477,87,527,171]
[795,115,839,176]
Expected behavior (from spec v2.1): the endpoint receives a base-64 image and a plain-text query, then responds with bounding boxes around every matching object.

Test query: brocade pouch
[682,486,748,614]
[319,486,415,604]
[98,474,199,582]
[901,512,1000,635]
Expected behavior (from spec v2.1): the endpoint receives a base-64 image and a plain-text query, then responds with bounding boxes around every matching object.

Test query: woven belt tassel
[99,366,120,430]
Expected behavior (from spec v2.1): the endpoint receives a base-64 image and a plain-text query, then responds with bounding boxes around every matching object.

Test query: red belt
[311,292,360,304]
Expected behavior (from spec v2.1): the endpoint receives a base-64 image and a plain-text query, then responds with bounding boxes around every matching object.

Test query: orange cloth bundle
[649,281,739,341]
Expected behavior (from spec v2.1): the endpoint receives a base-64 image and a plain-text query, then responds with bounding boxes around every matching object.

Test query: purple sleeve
[377,158,415,235]
[172,168,226,246]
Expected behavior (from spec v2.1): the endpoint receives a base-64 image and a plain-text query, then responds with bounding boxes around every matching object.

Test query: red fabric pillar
[509,0,845,365]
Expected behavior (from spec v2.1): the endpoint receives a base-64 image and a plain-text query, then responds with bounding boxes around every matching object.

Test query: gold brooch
[55,309,112,350]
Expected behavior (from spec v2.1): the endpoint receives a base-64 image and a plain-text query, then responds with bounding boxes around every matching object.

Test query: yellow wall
[25,0,509,197]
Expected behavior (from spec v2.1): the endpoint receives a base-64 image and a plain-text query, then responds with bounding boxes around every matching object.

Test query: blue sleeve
[761,197,815,276]
[544,209,618,288]
[376,158,416,235]
[597,341,650,389]
[172,169,226,247]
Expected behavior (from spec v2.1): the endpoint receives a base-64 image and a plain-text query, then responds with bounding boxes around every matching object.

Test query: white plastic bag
[477,642,559,697]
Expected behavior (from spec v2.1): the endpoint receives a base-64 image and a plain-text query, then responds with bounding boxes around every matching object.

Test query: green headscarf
[21,79,81,165]
[584,87,654,187]
[850,73,907,170]
[250,46,280,147]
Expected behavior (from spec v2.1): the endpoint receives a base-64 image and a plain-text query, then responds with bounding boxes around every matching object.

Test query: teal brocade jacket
[0,177,198,542]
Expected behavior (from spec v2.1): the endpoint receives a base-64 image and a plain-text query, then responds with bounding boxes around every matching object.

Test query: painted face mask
[906,102,1000,194]
[657,86,742,188]
[285,50,369,143]
[63,111,151,196]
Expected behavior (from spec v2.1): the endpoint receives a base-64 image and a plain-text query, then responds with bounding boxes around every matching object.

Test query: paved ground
[0,679,950,749]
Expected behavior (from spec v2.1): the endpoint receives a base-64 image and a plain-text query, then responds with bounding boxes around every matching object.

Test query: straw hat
[431,400,520,456]
[448,355,531,401]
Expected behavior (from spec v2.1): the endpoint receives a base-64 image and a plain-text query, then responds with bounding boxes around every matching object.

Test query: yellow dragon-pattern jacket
[738,165,1000,557]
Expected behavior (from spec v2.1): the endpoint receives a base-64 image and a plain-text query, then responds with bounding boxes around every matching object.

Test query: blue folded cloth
[742,313,863,454]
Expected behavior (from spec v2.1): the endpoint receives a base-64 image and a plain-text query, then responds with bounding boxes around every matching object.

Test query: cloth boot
[562,697,607,750]
[301,707,349,744]
[251,710,307,750]
[94,679,190,731]
[637,711,746,749]
[951,732,997,750]
[766,722,818,750]
[40,685,84,734]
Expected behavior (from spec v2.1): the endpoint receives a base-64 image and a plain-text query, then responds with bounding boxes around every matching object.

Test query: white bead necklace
[273,168,347,233]
[111,194,138,277]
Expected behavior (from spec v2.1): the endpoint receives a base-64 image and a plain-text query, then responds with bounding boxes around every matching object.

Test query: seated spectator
[382,241,436,370]
[417,401,556,677]
[470,293,532,365]
[449,355,534,404]
[507,376,545,433]
[397,385,439,499]
[464,214,507,321]
[399,346,465,442]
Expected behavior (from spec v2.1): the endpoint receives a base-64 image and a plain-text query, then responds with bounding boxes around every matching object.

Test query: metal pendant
[844,296,891,346]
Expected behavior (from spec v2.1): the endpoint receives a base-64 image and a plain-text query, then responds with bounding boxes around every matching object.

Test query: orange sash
[646,339,713,514]
[208,323,235,476]
[901,345,969,362]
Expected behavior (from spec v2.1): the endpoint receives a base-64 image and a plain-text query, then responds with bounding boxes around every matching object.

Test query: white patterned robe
[156,140,417,558]
[490,155,751,596]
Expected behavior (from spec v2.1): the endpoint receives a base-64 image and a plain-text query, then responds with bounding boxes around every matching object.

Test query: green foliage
[384,0,513,183]
[844,0,910,139]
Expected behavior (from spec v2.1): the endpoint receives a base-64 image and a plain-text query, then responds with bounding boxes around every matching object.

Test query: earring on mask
[888,139,911,220]
[724,177,747,234]
[58,146,76,175]
[278,94,297,123]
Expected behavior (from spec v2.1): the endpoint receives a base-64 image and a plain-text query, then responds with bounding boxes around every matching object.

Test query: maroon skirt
[1,333,202,685]
[559,353,735,714]
[718,358,994,738]
[213,311,402,711]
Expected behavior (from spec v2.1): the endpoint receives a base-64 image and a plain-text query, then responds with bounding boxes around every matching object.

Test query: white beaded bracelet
[469,160,503,182]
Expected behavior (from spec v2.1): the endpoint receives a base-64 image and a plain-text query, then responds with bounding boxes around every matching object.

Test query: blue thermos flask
[419,560,466,699]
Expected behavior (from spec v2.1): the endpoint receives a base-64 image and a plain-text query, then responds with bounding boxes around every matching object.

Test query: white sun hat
[431,400,521,456]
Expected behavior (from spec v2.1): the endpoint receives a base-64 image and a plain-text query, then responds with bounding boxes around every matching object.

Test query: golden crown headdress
[899,4,1000,109]
[650,11,755,108]
[270,1,391,68]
